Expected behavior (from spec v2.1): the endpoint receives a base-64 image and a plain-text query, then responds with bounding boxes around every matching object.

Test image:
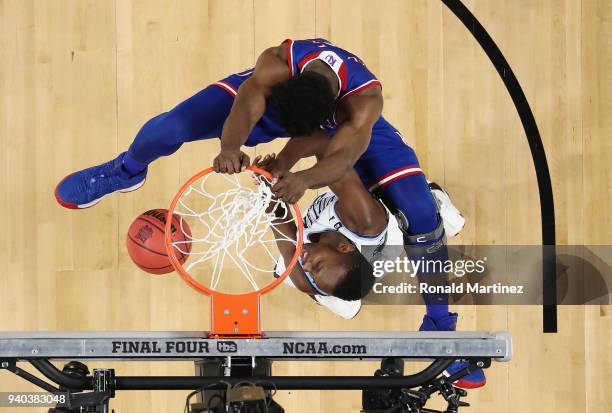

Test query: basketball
[126,209,191,274]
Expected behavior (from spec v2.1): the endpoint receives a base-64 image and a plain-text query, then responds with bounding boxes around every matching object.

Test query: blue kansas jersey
[213,39,404,152]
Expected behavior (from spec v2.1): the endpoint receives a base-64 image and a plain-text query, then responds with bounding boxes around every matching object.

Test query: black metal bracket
[3,357,493,413]
[1,360,116,413]
[51,369,116,413]
[1,359,61,393]
[93,369,116,398]
[362,358,491,413]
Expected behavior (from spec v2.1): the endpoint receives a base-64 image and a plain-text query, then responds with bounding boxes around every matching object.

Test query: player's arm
[214,46,290,173]
[272,87,383,203]
[276,131,330,170]
[268,207,312,293]
[276,135,387,235]
[300,89,383,187]
[253,131,330,177]
[329,169,388,235]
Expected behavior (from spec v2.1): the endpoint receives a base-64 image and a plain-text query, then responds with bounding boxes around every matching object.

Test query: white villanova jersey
[276,190,404,320]
[301,191,404,262]
[277,186,464,319]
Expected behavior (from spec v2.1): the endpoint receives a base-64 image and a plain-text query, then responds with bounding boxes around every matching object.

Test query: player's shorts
[352,120,422,193]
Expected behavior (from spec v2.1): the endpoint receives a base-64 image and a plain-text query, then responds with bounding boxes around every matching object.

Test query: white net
[170,170,299,295]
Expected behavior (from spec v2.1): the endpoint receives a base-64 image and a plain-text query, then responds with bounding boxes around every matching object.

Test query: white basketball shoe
[428,182,466,237]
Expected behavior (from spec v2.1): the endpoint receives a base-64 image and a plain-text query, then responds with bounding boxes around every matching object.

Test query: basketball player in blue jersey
[55,39,482,388]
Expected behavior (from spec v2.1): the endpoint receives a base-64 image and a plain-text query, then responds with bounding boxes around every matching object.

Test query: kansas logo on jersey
[318,51,344,72]
[323,53,338,66]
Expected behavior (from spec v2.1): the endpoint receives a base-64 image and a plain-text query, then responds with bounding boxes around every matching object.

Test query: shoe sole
[443,370,486,389]
[54,176,146,209]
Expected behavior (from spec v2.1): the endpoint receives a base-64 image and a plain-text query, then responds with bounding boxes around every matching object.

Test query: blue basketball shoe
[419,312,486,389]
[55,152,146,209]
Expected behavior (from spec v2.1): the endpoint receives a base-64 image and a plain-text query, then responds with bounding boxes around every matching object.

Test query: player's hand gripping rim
[213,149,251,174]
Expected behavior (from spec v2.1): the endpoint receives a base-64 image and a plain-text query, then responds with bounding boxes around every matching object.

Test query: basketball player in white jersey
[256,132,462,320]
[264,158,401,319]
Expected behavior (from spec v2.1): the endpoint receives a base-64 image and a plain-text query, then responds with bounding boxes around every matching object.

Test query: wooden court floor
[0,1,610,412]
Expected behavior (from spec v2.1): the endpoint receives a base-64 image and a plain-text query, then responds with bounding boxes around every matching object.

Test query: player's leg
[369,165,452,321]
[125,85,234,167]
[55,85,234,209]
[356,140,486,389]
[374,167,485,389]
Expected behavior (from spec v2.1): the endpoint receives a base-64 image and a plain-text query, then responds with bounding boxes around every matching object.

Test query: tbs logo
[217,341,238,353]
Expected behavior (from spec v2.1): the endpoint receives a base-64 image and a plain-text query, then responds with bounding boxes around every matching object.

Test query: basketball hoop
[164,166,303,337]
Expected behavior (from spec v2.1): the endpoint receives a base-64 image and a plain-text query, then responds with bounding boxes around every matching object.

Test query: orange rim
[164,165,304,299]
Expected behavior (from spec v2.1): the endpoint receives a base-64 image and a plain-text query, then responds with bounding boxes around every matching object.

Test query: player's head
[300,236,375,300]
[270,71,335,137]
